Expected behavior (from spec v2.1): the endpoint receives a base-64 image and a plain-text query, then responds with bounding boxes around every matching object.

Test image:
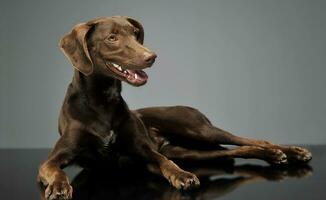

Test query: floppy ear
[59,23,94,75]
[126,17,144,44]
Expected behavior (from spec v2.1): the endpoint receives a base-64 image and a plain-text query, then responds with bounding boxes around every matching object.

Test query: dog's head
[59,16,156,86]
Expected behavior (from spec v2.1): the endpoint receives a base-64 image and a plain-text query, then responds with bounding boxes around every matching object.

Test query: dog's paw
[264,148,288,165]
[168,171,200,190]
[284,146,312,163]
[45,181,73,200]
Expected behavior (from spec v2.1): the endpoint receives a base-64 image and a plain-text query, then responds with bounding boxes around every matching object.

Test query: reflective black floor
[0,145,325,200]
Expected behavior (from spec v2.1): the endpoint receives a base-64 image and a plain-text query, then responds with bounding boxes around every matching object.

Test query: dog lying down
[38,16,312,200]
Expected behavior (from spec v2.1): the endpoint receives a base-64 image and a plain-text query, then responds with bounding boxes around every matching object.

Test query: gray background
[1,0,325,148]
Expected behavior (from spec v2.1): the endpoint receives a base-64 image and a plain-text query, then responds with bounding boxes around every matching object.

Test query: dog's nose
[143,52,157,64]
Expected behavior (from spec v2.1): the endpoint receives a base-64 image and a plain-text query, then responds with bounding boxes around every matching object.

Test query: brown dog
[38,16,312,200]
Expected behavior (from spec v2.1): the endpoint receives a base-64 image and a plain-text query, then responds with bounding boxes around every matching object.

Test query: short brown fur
[38,16,312,200]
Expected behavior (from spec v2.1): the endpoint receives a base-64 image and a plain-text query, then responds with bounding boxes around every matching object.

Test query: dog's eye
[107,34,118,42]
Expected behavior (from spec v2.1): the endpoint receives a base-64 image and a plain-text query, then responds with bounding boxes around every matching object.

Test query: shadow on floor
[38,158,312,200]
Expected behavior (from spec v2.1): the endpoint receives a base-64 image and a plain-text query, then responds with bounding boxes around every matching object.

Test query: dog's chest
[102,130,117,148]
[95,129,118,157]
[90,113,116,138]
[89,107,126,146]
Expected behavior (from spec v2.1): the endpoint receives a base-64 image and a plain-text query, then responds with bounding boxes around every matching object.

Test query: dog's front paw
[45,180,73,200]
[284,146,312,163]
[168,171,200,190]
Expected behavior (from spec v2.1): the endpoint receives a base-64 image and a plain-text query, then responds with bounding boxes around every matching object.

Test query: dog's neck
[72,70,122,103]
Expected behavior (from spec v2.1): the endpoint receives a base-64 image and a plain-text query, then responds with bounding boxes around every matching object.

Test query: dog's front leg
[117,113,200,190]
[38,133,80,200]
[141,144,200,190]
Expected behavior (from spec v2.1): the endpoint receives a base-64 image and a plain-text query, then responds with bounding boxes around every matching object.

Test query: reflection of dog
[38,160,312,200]
[37,16,312,200]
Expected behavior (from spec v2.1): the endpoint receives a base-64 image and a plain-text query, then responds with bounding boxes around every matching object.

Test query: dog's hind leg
[197,125,312,163]
[137,106,312,164]
[159,144,287,165]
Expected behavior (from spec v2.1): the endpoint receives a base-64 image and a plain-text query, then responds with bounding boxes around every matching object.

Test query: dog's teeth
[112,63,124,71]
[135,73,138,79]
[123,71,127,74]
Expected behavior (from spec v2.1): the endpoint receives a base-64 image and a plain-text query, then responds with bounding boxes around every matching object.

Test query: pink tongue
[136,70,148,80]
[127,70,148,81]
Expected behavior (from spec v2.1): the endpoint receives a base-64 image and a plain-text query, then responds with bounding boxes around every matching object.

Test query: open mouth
[105,62,148,86]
